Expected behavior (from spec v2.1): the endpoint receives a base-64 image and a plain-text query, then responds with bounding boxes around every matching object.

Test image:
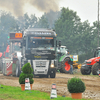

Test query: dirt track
[0,71,100,100]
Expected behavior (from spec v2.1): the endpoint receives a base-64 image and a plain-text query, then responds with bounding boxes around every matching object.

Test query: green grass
[0,85,90,100]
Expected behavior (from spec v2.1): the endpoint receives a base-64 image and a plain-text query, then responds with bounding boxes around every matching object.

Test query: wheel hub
[65,61,70,71]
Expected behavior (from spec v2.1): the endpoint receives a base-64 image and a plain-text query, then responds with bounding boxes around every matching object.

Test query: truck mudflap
[49,67,56,72]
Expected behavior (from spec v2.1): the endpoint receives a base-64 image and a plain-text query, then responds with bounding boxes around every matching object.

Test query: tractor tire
[50,70,56,78]
[80,66,91,75]
[60,57,70,73]
[92,63,100,75]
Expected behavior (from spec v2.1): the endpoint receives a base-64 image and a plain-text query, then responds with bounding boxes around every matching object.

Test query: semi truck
[20,28,58,78]
[2,28,59,78]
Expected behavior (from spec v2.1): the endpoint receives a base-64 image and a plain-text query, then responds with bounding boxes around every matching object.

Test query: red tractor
[81,47,100,75]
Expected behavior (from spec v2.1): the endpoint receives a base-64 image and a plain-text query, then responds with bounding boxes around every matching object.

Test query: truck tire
[92,63,99,75]
[80,67,91,75]
[60,58,70,73]
[50,70,56,78]
[16,61,21,77]
[45,73,49,78]
[2,63,6,76]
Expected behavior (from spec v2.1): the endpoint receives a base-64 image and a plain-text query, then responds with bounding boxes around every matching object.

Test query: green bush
[19,63,34,84]
[22,63,33,74]
[67,77,86,93]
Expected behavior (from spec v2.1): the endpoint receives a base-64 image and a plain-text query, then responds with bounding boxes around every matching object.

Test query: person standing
[69,56,73,74]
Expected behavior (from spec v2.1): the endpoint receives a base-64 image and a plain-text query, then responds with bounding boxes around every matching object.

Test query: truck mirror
[59,41,61,47]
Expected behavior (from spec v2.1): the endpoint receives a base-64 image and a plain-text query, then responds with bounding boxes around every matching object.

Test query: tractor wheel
[60,58,70,73]
[80,66,91,75]
[92,63,100,75]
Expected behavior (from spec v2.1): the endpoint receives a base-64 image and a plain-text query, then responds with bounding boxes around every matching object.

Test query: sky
[0,0,98,25]
[59,0,98,24]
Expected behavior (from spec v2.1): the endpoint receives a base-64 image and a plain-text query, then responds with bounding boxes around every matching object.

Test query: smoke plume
[0,0,60,17]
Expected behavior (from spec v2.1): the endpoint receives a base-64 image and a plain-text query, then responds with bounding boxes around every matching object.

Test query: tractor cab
[94,47,100,57]
[60,46,68,55]
[57,46,68,55]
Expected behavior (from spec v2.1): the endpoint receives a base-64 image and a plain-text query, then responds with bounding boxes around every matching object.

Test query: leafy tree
[54,7,97,62]
[36,15,49,28]
[55,7,81,53]
[36,10,60,28]
[30,14,38,28]
[0,11,18,52]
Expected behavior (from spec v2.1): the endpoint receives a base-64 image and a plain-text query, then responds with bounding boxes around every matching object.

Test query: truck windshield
[28,37,54,48]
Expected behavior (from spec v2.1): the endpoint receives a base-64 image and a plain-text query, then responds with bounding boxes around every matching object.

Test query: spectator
[69,56,73,74]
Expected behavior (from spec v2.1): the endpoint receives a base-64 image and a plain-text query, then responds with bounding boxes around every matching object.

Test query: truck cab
[21,28,57,78]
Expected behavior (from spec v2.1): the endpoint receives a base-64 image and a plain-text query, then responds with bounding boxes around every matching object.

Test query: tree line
[0,7,99,63]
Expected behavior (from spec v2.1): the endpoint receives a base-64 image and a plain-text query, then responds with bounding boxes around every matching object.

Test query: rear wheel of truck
[60,58,70,73]
[92,63,99,75]
[50,70,56,78]
[16,61,21,77]
[80,67,91,75]
[2,63,6,76]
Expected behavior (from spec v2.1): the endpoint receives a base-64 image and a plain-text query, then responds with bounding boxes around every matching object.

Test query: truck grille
[36,61,46,67]
[37,71,44,73]
[36,66,45,67]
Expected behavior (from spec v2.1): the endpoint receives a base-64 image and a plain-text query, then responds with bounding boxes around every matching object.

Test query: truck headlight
[50,63,54,68]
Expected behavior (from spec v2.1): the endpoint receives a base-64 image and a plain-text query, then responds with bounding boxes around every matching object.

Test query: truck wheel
[92,63,99,75]
[80,67,91,75]
[61,58,70,73]
[16,61,21,77]
[2,63,6,76]
[50,70,56,78]
[45,73,49,78]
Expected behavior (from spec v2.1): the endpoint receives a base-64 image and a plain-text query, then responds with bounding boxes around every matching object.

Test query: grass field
[0,84,91,100]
